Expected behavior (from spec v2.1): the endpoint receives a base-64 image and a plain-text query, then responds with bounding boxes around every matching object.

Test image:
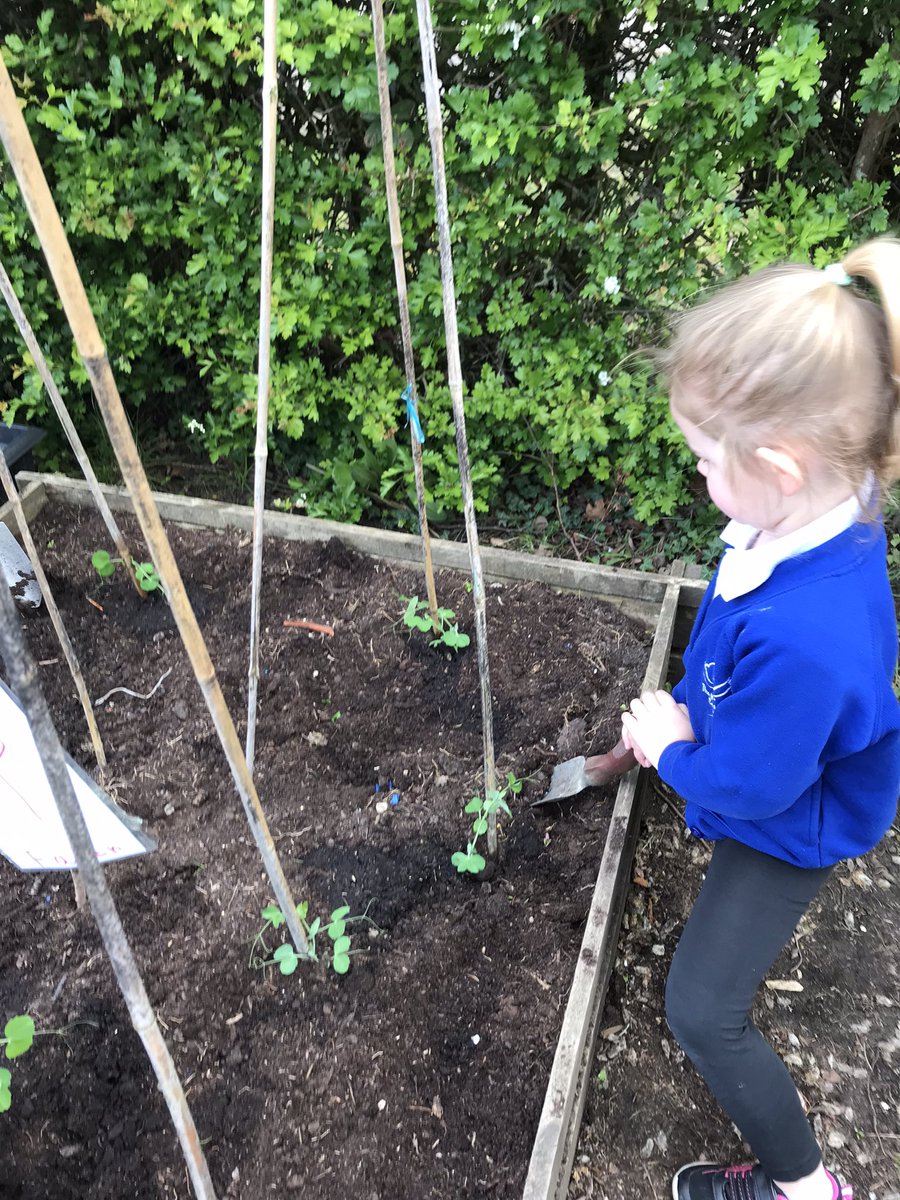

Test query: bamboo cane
[245,0,278,777]
[413,0,499,856]
[0,52,309,958]
[0,256,144,598]
[371,0,440,633]
[0,577,218,1200]
[0,451,107,768]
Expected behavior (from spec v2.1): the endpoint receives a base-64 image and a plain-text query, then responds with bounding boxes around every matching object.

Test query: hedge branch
[0,575,218,1200]
[246,0,278,777]
[0,51,309,959]
[414,0,498,856]
[371,0,440,633]
[0,255,144,598]
[0,451,106,769]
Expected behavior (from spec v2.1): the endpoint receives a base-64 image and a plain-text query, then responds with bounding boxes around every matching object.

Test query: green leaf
[0,1067,10,1113]
[441,624,470,650]
[327,918,346,940]
[4,1016,34,1060]
[262,904,284,927]
[134,561,160,592]
[464,796,483,814]
[472,817,488,836]
[333,935,351,956]
[332,951,350,975]
[307,917,321,941]
[272,944,299,975]
[91,549,115,578]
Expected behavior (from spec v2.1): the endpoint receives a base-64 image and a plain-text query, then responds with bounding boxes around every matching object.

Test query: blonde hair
[658,238,900,493]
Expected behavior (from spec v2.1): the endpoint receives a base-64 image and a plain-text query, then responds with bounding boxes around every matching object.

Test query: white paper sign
[0,682,156,871]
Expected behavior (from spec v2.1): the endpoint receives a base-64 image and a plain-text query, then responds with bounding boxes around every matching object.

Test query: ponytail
[841,238,900,487]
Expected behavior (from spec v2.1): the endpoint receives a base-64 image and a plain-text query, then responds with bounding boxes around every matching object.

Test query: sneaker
[671,1161,853,1200]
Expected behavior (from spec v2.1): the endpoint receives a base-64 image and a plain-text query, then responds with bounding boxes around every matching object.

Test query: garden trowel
[532,737,637,805]
[0,524,42,610]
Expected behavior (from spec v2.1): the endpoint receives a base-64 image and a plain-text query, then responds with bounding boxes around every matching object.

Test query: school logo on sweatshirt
[702,661,731,711]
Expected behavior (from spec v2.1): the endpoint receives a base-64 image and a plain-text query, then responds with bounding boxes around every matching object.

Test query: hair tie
[822,263,853,287]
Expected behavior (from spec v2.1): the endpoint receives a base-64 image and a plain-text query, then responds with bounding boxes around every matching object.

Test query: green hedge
[0,1,896,524]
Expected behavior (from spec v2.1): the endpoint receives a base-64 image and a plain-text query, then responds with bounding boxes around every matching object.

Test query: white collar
[715,489,864,602]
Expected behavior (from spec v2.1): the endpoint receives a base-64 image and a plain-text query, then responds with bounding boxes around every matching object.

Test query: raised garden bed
[0,476,700,1200]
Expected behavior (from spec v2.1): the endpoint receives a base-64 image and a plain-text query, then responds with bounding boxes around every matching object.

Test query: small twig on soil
[283,619,335,636]
[643,1164,659,1200]
[860,1040,885,1158]
[652,778,684,824]
[95,667,172,707]
[86,597,104,612]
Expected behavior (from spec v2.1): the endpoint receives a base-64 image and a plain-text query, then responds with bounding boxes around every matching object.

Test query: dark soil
[572,780,900,1200]
[0,502,651,1200]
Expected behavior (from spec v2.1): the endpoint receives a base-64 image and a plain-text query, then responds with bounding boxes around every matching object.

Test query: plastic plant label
[0,682,156,871]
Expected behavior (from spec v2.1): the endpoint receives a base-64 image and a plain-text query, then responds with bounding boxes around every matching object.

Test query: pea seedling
[250,901,375,977]
[452,771,523,875]
[401,595,470,651]
[0,1014,34,1114]
[91,550,162,594]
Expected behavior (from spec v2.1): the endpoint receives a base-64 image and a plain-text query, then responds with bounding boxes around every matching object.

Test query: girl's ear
[754,445,805,495]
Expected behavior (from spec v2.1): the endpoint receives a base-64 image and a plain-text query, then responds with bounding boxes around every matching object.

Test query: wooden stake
[0,51,309,959]
[0,255,145,599]
[246,0,278,777]
[371,0,440,633]
[414,0,498,855]
[0,574,218,1200]
[0,451,107,769]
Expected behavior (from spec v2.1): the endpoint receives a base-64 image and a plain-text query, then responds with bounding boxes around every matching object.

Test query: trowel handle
[582,738,638,786]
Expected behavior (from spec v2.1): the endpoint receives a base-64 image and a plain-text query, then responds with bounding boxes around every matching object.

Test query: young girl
[621,238,900,1200]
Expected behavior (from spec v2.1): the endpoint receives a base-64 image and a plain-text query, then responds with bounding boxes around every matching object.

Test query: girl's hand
[621,690,696,769]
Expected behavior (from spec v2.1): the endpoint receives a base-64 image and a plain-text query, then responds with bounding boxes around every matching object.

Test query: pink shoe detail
[826,1169,853,1200]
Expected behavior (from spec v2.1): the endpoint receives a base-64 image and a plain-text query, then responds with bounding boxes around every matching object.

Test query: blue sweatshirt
[659,521,900,867]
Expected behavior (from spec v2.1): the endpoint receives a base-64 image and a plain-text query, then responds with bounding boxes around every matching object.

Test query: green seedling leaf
[441,624,470,650]
[134,561,161,592]
[464,796,483,814]
[0,1067,10,1113]
[332,950,351,975]
[330,905,350,921]
[91,549,116,578]
[452,850,486,874]
[473,817,488,836]
[435,607,456,623]
[333,935,351,956]
[272,943,299,975]
[3,1016,34,1060]
[327,917,346,940]
[296,901,309,921]
[307,917,321,940]
[402,595,432,632]
[506,772,523,794]
[261,904,284,927]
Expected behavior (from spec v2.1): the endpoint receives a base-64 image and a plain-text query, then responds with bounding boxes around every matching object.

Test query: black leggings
[665,838,833,1182]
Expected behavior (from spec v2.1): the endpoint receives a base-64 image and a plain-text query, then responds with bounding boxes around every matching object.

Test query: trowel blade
[0,524,42,610]
[531,755,589,806]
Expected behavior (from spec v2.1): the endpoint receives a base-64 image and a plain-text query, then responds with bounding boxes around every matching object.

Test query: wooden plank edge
[522,582,681,1200]
[0,477,48,536]
[20,474,707,622]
